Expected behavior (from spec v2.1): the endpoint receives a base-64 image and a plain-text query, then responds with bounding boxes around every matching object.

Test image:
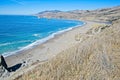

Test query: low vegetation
[15,19,120,80]
[86,24,109,35]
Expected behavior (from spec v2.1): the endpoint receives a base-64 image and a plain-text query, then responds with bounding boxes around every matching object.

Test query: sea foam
[0,15,84,57]
[3,24,84,57]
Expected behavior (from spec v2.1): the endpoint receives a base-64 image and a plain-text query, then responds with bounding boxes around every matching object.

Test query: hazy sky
[0,0,120,15]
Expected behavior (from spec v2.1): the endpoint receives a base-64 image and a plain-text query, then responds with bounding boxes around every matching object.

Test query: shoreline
[5,21,86,66]
[4,20,106,80]
[3,21,85,57]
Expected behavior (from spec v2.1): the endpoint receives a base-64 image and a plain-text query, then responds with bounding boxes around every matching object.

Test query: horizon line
[0,5,120,15]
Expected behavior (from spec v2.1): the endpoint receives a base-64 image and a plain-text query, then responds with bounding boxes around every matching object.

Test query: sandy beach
[3,20,106,80]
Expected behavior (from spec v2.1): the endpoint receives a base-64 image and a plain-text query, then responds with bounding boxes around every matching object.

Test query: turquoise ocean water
[0,15,84,57]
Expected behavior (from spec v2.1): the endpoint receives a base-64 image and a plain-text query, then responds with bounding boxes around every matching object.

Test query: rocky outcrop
[0,55,8,77]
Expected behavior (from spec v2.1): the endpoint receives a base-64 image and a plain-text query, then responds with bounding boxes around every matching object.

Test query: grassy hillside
[15,18,120,80]
[37,6,120,22]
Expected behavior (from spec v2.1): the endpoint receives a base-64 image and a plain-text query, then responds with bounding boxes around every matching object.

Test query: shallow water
[0,15,83,56]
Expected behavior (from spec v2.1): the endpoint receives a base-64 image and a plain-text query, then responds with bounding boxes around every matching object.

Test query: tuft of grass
[87,23,109,35]
[75,33,90,43]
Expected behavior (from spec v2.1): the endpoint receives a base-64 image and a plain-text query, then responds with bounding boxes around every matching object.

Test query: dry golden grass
[86,23,109,35]
[75,33,90,43]
[15,19,120,80]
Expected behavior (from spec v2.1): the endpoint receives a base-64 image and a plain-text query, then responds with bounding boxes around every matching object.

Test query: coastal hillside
[36,6,120,22]
[15,6,120,80]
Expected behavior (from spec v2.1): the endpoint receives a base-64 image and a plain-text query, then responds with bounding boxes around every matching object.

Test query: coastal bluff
[15,18,120,80]
[14,6,120,80]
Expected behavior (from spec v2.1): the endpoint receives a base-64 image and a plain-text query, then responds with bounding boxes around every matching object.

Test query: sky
[0,0,120,15]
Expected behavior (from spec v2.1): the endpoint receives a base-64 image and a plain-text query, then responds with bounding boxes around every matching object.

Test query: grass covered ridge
[15,19,120,80]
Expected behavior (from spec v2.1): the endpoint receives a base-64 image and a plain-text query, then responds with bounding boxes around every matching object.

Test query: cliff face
[37,6,120,21]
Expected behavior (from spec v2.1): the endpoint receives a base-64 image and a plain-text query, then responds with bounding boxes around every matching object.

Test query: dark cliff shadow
[7,63,22,72]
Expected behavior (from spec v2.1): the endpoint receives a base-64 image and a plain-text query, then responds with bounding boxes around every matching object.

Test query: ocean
[0,15,84,57]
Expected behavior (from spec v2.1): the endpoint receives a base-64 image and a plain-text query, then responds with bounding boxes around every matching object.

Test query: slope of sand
[3,21,106,80]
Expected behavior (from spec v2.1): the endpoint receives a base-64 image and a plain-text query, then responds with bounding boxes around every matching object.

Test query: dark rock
[0,55,8,77]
